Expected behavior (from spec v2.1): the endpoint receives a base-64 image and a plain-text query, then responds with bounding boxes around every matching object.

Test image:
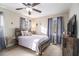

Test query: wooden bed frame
[15,28,50,56]
[38,40,50,55]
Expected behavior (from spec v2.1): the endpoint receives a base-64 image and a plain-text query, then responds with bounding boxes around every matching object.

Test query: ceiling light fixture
[26,7,32,12]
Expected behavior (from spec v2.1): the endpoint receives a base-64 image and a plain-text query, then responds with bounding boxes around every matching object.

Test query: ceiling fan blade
[32,3,40,7]
[22,3,27,6]
[16,8,23,10]
[33,8,41,13]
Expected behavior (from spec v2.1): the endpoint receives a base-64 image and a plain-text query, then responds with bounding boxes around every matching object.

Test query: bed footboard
[38,40,50,55]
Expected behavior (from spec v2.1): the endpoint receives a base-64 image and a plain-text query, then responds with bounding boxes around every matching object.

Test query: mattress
[18,35,49,52]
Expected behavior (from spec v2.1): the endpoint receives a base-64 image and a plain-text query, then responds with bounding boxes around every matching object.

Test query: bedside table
[6,37,16,48]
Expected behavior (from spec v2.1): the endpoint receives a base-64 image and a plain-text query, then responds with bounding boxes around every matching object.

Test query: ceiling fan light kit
[26,8,32,12]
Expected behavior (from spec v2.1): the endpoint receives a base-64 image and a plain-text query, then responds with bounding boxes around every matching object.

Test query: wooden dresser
[63,36,77,56]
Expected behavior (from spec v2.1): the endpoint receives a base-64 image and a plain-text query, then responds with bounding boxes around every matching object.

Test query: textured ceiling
[0,3,72,18]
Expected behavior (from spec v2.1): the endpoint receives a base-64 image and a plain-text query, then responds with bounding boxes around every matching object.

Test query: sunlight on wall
[31,23,36,32]
[40,26,47,34]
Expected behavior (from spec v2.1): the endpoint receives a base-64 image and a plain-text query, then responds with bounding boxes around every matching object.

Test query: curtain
[48,17,64,44]
[47,18,52,43]
[57,17,64,44]
[52,17,58,44]
[0,12,6,49]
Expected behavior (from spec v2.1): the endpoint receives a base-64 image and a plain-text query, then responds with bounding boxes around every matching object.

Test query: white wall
[32,12,69,35]
[0,7,23,37]
[0,7,27,47]
[69,4,79,38]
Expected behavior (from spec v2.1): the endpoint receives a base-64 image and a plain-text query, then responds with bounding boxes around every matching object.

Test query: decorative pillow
[21,31,32,36]
[24,31,29,36]
[21,31,24,36]
[28,32,32,36]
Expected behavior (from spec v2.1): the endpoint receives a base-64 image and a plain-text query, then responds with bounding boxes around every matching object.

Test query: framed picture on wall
[20,17,31,31]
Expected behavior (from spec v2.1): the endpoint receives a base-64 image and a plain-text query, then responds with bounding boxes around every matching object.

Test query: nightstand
[6,37,16,48]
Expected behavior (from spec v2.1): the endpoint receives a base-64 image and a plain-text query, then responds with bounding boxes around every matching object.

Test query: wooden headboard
[15,28,21,39]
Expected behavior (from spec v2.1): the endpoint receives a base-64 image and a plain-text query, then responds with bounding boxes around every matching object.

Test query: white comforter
[18,35,48,52]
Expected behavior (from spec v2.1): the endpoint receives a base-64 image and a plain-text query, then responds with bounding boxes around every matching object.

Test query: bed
[18,35,50,55]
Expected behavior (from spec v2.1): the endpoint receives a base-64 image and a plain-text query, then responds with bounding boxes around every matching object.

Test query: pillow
[21,31,24,36]
[21,31,32,36]
[21,31,28,36]
[24,31,29,36]
[28,32,32,36]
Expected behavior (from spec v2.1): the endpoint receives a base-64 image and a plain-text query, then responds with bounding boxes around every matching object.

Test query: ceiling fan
[16,3,42,15]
